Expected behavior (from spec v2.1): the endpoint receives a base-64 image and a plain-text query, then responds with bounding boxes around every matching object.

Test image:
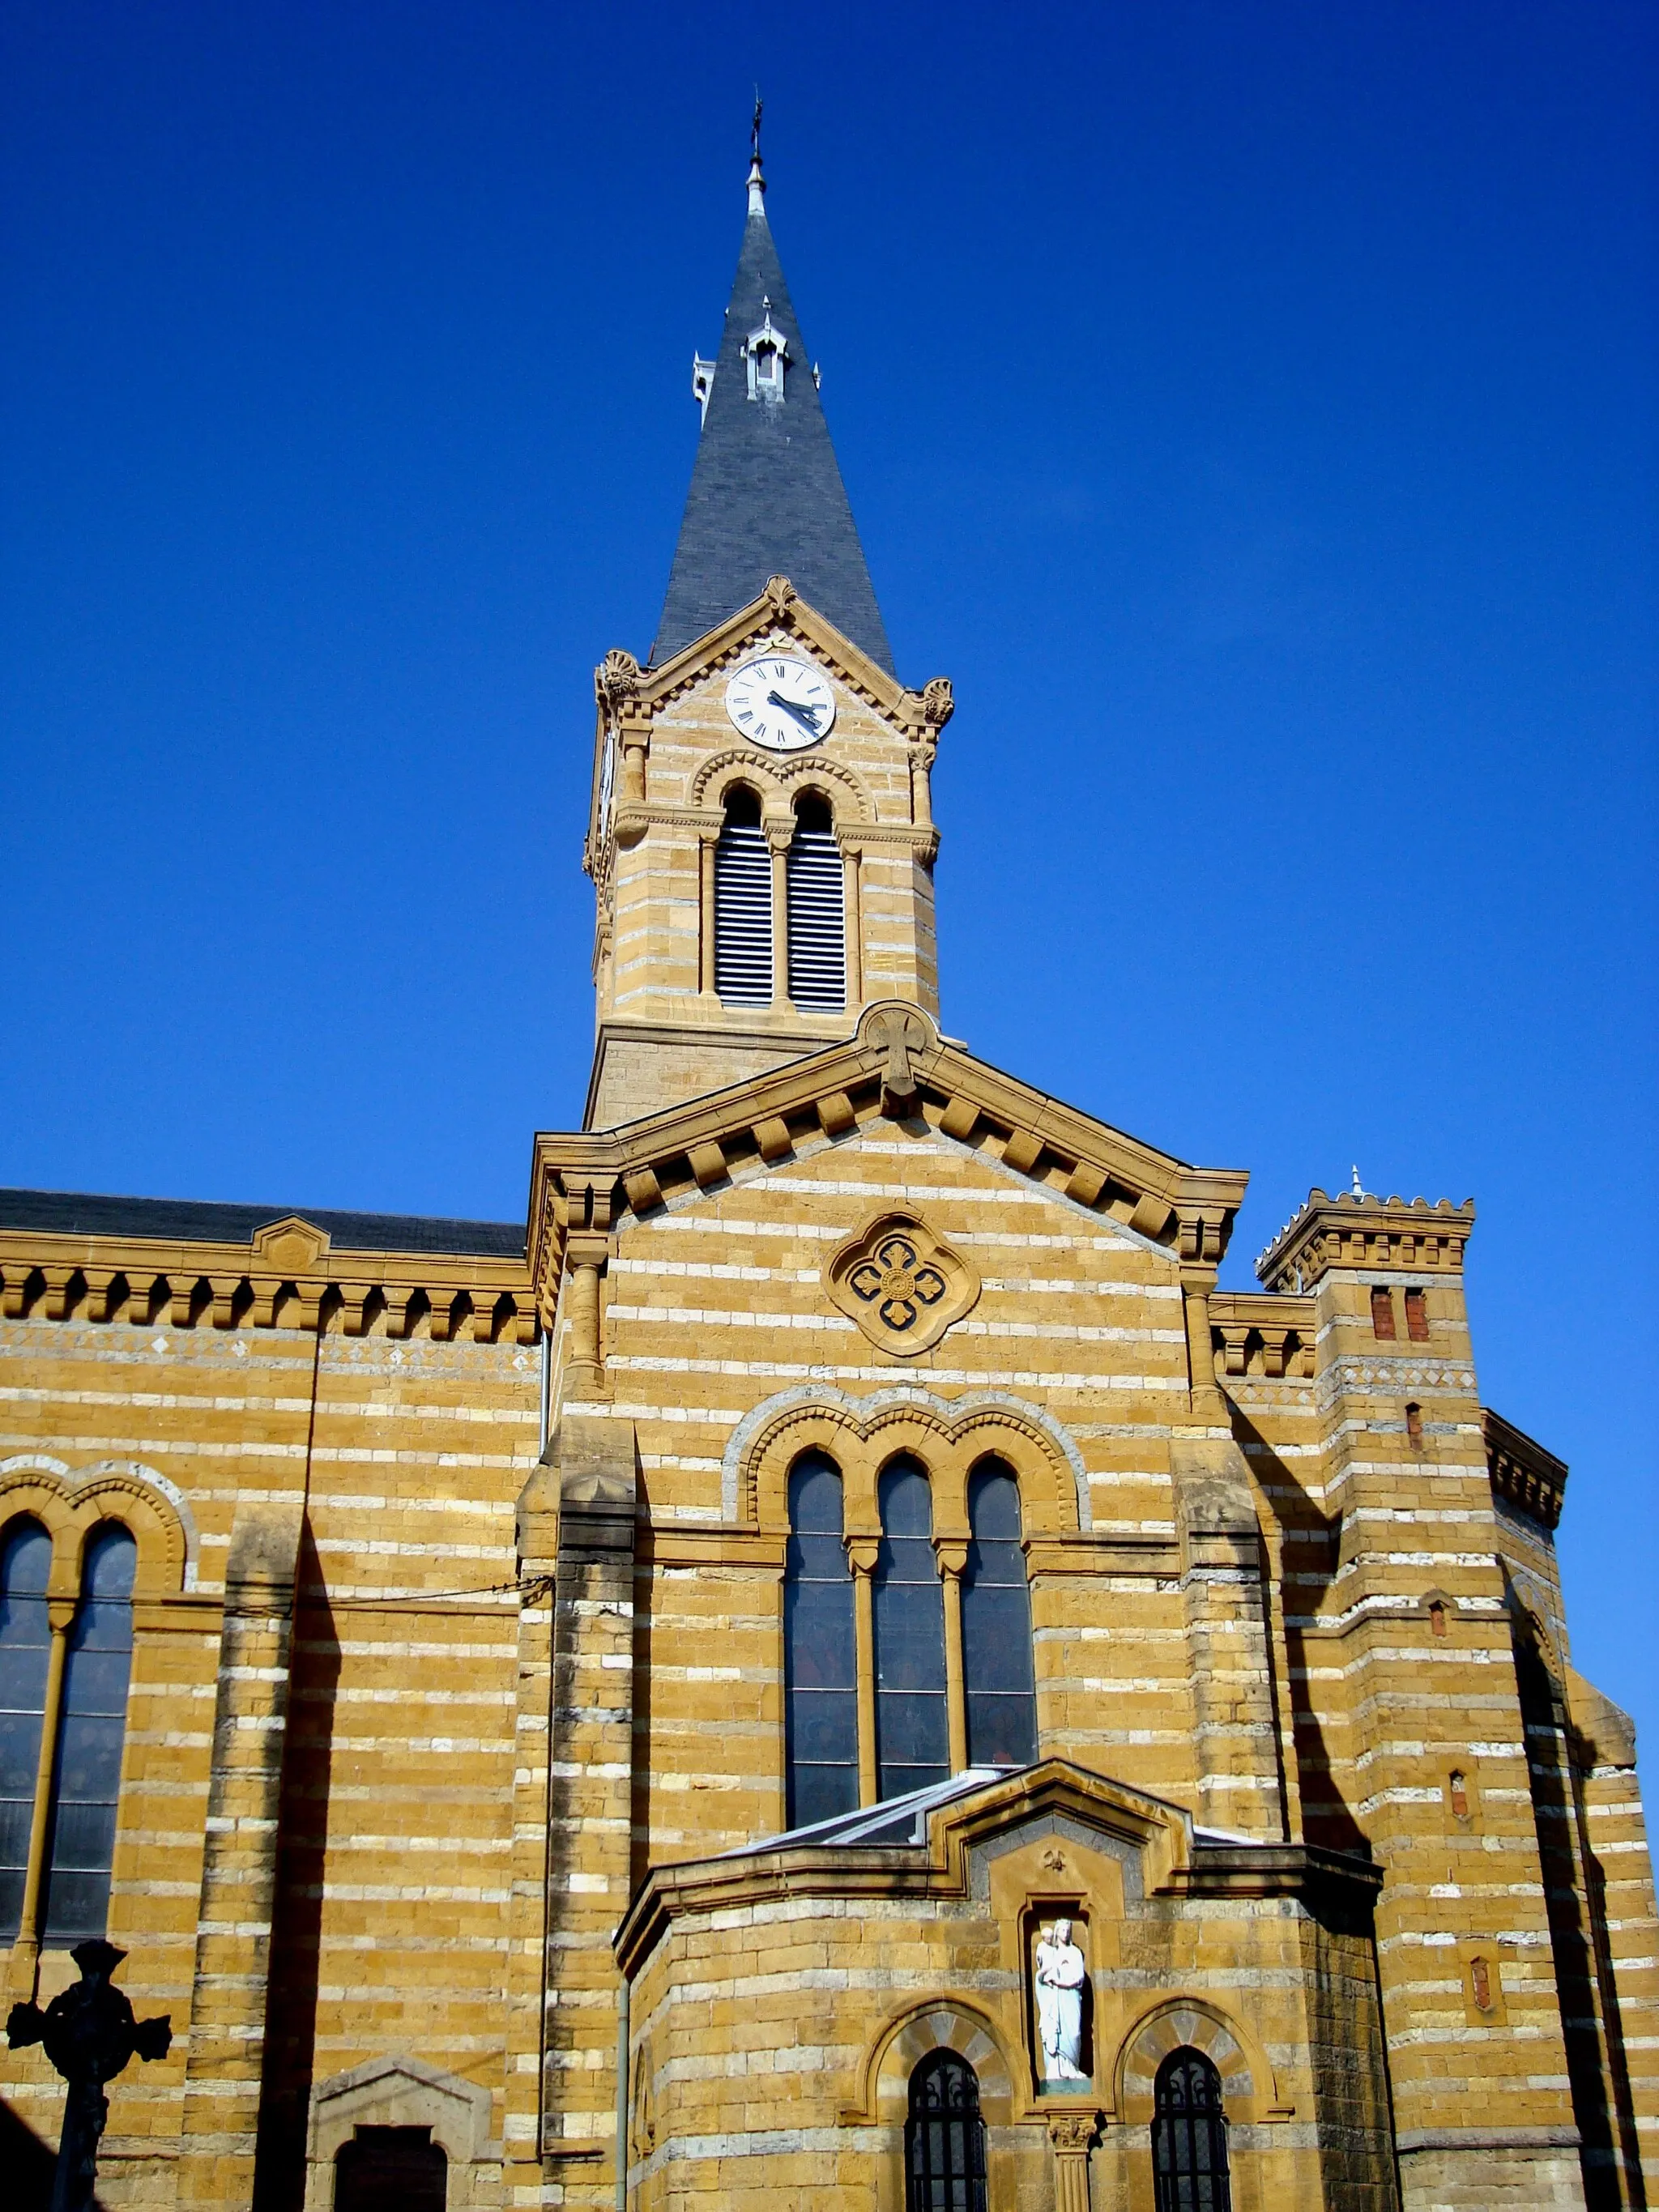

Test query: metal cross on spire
[751,87,763,165]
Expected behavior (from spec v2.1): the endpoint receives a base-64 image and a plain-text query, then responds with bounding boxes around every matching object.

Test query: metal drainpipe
[615,1972,630,2210]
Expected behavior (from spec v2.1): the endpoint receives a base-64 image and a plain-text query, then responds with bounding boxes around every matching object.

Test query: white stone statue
[1034,1918,1088,2082]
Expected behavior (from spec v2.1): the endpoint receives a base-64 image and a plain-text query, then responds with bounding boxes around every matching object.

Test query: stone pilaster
[540,1415,637,2206]
[176,1501,305,2210]
[1170,1440,1286,1839]
[502,1454,558,2208]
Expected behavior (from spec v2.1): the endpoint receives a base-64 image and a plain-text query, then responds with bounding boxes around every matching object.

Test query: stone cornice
[0,1214,534,1342]
[1256,1190,1476,1293]
[1483,1408,1567,1533]
[528,1003,1250,1319]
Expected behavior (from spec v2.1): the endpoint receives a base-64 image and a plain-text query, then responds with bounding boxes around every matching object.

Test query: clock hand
[767,688,822,735]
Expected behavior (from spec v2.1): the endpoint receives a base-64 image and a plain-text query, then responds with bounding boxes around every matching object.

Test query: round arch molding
[725,1383,1092,1536]
[1113,1996,1290,2128]
[0,1454,196,1597]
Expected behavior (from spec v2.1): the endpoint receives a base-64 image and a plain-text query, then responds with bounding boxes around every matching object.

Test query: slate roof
[652,173,894,673]
[0,1187,525,1259]
[719,1768,1014,1856]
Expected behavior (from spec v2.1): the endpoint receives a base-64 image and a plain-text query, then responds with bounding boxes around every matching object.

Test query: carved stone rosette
[825,1206,979,1356]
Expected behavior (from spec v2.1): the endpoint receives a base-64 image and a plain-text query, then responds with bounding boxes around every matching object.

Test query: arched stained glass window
[905,2049,987,2212]
[962,1460,1038,1769]
[1152,2048,1232,2212]
[784,1454,858,1827]
[0,1519,53,1939]
[714,785,772,1006]
[42,1523,136,1942]
[786,794,845,1012]
[874,1460,948,1801]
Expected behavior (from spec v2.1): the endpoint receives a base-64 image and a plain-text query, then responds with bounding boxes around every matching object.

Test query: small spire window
[744,299,790,402]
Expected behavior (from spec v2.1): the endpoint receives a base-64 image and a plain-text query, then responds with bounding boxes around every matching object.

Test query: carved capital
[1046,2111,1098,2155]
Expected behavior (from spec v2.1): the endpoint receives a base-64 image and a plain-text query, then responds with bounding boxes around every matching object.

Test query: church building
[1,147,1654,2212]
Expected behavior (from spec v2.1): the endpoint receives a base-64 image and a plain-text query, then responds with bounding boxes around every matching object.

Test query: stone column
[6,1595,75,1999]
[767,822,793,1010]
[936,1540,969,1775]
[698,835,718,996]
[847,1538,880,1807]
[1180,1261,1228,1426]
[175,1501,305,2210]
[908,739,936,830]
[562,1233,610,1402]
[842,843,863,1006]
[1047,2110,1098,2212]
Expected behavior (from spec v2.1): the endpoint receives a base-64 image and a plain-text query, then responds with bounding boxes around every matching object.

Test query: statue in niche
[1033,1917,1089,2086]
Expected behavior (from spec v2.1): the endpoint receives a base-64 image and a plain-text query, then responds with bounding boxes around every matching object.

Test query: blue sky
[2,3,1654,1742]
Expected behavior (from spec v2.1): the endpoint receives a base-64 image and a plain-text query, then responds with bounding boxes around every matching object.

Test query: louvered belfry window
[714,785,773,1006]
[787,794,846,1012]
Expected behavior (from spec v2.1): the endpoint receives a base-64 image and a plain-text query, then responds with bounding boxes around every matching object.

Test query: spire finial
[748,88,766,215]
[1350,1165,1364,1199]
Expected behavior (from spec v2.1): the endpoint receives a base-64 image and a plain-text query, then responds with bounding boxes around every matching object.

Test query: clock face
[723,654,836,752]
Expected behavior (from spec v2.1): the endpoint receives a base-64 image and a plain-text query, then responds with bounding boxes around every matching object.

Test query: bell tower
[582,151,954,1131]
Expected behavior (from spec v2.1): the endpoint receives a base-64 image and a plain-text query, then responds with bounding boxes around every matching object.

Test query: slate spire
[651,146,893,672]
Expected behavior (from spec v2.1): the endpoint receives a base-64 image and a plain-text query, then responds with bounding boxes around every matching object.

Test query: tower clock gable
[583,580,953,1129]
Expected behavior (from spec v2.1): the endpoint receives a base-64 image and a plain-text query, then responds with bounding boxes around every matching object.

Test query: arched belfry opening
[787,791,845,1012]
[714,785,772,1007]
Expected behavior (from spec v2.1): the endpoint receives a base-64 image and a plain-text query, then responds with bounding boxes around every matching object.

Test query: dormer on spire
[743,299,789,401]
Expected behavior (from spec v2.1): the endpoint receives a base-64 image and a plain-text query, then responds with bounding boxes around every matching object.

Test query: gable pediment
[528,1001,1247,1319]
[628,575,936,724]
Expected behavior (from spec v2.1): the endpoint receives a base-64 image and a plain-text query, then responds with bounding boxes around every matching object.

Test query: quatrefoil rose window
[826,1208,980,1356]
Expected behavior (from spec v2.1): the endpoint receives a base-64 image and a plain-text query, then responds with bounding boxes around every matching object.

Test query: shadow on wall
[1227,1409,1369,1860]
[0,2095,73,2211]
[253,1523,341,2212]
